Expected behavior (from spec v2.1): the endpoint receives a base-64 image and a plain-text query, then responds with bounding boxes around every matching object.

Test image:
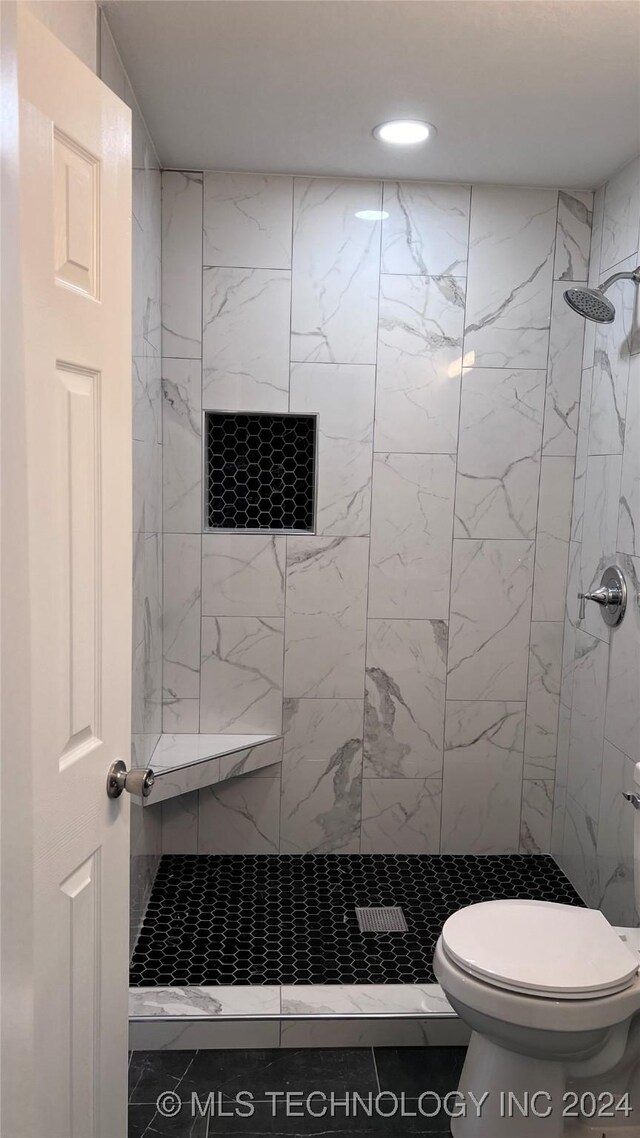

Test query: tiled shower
[118,0,640,1017]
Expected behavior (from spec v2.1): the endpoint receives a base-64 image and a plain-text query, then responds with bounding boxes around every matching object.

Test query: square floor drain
[356,906,408,933]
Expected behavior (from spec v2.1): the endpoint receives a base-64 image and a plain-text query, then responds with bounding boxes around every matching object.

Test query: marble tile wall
[553,156,640,924]
[100,13,163,947]
[160,170,591,856]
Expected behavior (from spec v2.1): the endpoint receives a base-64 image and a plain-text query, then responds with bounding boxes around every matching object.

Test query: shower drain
[355,906,408,933]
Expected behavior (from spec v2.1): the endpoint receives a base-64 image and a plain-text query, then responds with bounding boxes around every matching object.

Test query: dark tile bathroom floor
[130,853,583,987]
[128,1047,465,1136]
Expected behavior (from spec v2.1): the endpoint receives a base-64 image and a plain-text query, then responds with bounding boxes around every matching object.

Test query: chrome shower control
[623,792,640,811]
[106,759,155,799]
[578,565,627,626]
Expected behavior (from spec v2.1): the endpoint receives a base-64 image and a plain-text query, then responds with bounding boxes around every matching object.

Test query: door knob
[106,759,155,799]
[578,565,627,626]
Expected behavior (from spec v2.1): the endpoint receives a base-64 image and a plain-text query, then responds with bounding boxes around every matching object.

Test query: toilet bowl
[433,769,640,1137]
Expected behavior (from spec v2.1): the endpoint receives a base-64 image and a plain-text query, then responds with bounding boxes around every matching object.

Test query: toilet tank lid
[441,900,639,999]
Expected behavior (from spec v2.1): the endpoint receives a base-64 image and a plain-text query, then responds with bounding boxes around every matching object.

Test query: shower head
[563,266,640,324]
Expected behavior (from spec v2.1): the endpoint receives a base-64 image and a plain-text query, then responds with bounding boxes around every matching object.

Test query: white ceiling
[103,0,640,189]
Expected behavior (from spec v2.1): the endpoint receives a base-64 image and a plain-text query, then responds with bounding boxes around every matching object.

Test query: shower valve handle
[577,566,627,627]
[578,586,613,620]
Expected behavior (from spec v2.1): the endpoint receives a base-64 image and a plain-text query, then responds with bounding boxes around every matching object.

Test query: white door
[1,7,132,1137]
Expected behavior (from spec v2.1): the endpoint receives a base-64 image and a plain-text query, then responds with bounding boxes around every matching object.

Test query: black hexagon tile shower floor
[129,854,584,987]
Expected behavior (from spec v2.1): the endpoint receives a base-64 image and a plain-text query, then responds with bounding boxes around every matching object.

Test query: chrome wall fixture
[564,266,640,323]
[578,565,627,626]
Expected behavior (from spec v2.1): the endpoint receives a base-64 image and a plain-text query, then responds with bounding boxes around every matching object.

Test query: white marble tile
[132,531,162,735]
[219,737,283,781]
[145,736,283,807]
[290,362,375,536]
[202,266,291,411]
[201,535,285,617]
[447,540,534,701]
[133,167,161,357]
[524,621,563,779]
[284,535,368,700]
[280,983,455,1018]
[286,535,369,620]
[291,178,381,365]
[600,157,640,274]
[130,1019,280,1051]
[161,792,199,854]
[588,185,606,287]
[161,171,203,359]
[162,698,200,735]
[455,366,545,539]
[532,456,574,622]
[374,273,465,455]
[571,368,593,543]
[618,354,640,555]
[580,453,623,641]
[553,190,593,282]
[203,172,293,269]
[368,453,456,619]
[361,779,442,854]
[284,616,366,700]
[604,554,640,765]
[464,186,557,368]
[589,255,636,456]
[133,439,162,538]
[543,280,587,457]
[520,779,554,853]
[364,619,447,779]
[442,700,525,854]
[152,732,280,770]
[597,740,637,926]
[162,359,202,534]
[163,533,201,715]
[198,773,281,854]
[133,355,161,446]
[381,181,470,277]
[566,630,609,826]
[280,699,363,853]
[200,616,284,733]
[130,985,281,1018]
[550,702,571,856]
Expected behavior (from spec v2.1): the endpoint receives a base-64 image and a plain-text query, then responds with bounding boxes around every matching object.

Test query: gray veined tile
[291,177,381,364]
[360,779,442,854]
[202,266,291,411]
[580,453,623,641]
[133,355,162,446]
[364,619,447,780]
[604,554,640,766]
[162,698,200,735]
[133,166,161,357]
[198,774,281,854]
[201,534,285,617]
[368,453,456,619]
[374,273,465,454]
[596,741,637,926]
[520,779,554,853]
[132,531,162,736]
[161,171,203,359]
[381,181,470,277]
[290,362,375,537]
[566,630,609,825]
[285,535,369,620]
[532,456,574,622]
[203,171,293,269]
[553,190,593,282]
[619,354,640,556]
[543,280,586,457]
[162,359,202,534]
[442,700,525,854]
[283,616,366,700]
[600,156,640,275]
[199,616,284,734]
[280,699,363,853]
[161,792,199,854]
[571,368,593,543]
[163,533,202,708]
[454,366,545,539]
[588,185,605,288]
[464,185,557,368]
[589,254,636,457]
[447,539,534,701]
[523,621,563,779]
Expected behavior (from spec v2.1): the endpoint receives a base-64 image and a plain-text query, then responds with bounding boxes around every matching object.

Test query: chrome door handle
[106,759,155,799]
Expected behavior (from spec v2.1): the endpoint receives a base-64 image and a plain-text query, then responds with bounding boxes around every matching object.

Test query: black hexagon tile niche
[130,855,584,987]
[206,411,317,532]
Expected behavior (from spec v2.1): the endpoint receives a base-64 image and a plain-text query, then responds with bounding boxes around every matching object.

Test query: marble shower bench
[137,733,283,805]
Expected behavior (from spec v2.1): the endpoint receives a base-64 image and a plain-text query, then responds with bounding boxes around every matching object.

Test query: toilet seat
[441,899,638,1000]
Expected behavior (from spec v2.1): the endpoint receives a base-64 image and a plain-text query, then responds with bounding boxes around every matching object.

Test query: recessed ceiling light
[373,120,435,145]
[355,210,389,222]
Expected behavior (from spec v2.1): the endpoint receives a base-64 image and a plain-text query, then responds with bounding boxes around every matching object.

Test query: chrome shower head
[563,286,615,323]
[563,266,640,323]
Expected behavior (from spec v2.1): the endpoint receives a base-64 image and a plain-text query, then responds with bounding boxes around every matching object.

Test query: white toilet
[434,767,640,1138]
